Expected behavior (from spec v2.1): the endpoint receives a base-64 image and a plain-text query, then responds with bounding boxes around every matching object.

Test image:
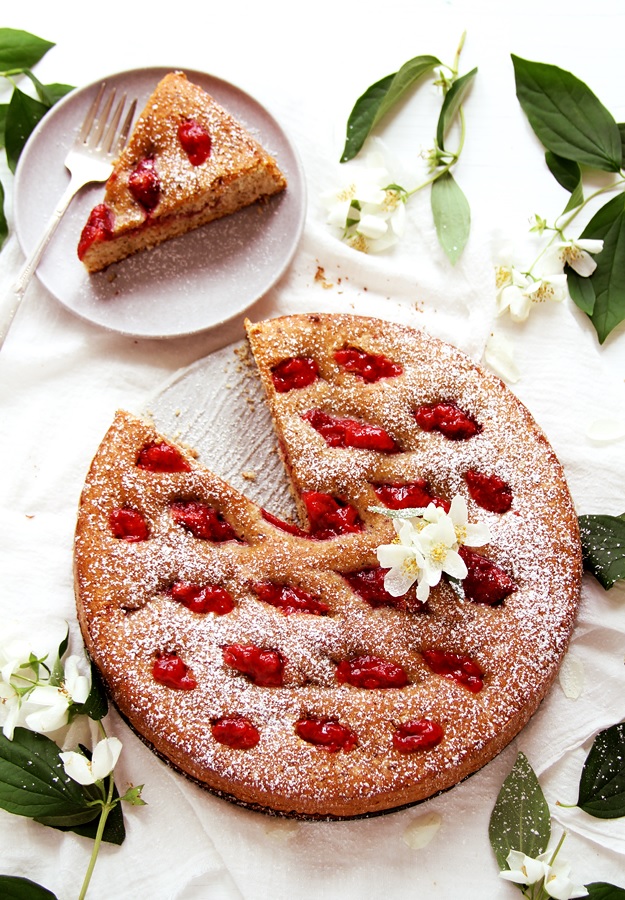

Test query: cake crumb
[314,265,334,289]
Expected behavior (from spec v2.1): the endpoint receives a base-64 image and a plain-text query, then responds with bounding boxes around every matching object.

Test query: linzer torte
[73,313,582,818]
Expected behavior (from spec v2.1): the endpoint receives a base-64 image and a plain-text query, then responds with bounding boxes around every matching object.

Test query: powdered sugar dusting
[74,314,582,819]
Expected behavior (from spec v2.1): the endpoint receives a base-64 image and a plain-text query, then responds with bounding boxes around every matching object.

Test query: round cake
[73,313,582,818]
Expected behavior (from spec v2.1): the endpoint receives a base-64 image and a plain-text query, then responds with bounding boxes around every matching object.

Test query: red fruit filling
[77,203,114,259]
[336,655,409,689]
[302,409,400,453]
[261,508,309,538]
[393,718,444,754]
[372,480,450,512]
[136,441,191,473]
[302,491,363,539]
[170,500,239,542]
[295,716,358,752]
[414,402,482,440]
[178,118,212,165]
[343,566,405,609]
[465,469,513,513]
[458,546,517,605]
[271,357,319,392]
[109,507,149,542]
[253,582,329,616]
[334,346,403,382]
[171,582,235,615]
[152,653,196,690]
[222,644,285,687]
[211,715,260,750]
[128,157,161,212]
[422,649,484,693]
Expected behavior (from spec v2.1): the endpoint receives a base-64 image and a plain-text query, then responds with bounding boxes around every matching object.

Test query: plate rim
[13,65,307,341]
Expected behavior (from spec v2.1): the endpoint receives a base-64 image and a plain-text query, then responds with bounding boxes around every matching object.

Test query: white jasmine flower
[375,496,490,602]
[60,737,123,786]
[542,238,604,278]
[543,856,588,899]
[500,849,550,885]
[377,517,427,598]
[323,157,407,253]
[23,684,71,734]
[64,653,91,705]
[497,269,567,322]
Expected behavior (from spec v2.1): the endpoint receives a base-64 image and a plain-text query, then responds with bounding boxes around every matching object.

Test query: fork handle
[0,177,80,350]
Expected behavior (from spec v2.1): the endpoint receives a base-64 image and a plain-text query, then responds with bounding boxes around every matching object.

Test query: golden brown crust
[74,315,582,818]
[79,72,287,272]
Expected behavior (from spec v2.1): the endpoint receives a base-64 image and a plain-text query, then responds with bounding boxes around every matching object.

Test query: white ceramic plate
[13,67,306,339]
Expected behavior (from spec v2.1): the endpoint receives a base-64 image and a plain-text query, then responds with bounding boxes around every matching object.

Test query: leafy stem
[78,773,116,900]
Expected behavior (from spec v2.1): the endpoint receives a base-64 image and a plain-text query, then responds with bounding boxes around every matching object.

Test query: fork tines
[79,84,137,156]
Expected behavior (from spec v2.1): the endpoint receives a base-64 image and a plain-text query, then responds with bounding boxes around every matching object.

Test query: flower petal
[91,737,123,779]
[60,750,96,785]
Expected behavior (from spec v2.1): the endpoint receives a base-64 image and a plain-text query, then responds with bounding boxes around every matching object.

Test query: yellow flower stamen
[429,543,449,565]
[495,266,512,289]
[336,184,357,203]
[402,557,421,576]
[347,233,369,253]
[454,524,467,544]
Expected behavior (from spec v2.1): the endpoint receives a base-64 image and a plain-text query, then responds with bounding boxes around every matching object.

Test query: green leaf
[431,171,471,264]
[0,875,58,899]
[50,777,126,846]
[619,124,625,163]
[436,67,477,151]
[0,28,54,71]
[0,728,94,822]
[340,55,440,162]
[20,71,74,108]
[0,103,7,148]
[578,723,625,818]
[0,180,7,251]
[579,513,625,589]
[511,55,622,173]
[4,87,48,173]
[568,193,625,343]
[489,751,551,870]
[545,150,581,193]
[586,884,625,900]
[567,269,596,315]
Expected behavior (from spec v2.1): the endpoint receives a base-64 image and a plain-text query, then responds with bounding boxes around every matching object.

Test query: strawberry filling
[222,643,285,687]
[271,357,319,392]
[393,719,444,753]
[302,408,400,453]
[334,346,402,382]
[211,715,260,750]
[128,157,161,212]
[178,118,212,165]
[343,566,406,609]
[136,441,191,473]
[295,716,358,752]
[170,500,239,542]
[252,581,329,615]
[372,480,450,512]
[336,655,409,689]
[77,203,114,259]
[302,491,363,538]
[422,648,484,693]
[109,507,149,542]
[171,582,235,615]
[458,546,517,605]
[414,402,482,440]
[465,470,513,513]
[152,652,196,690]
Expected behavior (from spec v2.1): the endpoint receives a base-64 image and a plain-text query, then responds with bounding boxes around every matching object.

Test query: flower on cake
[373,495,490,602]
[61,737,123,786]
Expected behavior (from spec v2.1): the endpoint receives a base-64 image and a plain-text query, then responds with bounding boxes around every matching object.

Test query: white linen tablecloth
[1,1,624,897]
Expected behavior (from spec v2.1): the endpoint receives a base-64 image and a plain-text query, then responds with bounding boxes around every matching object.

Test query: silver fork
[0,84,137,349]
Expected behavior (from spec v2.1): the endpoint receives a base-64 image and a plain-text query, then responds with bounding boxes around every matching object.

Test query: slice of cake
[77,72,287,273]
